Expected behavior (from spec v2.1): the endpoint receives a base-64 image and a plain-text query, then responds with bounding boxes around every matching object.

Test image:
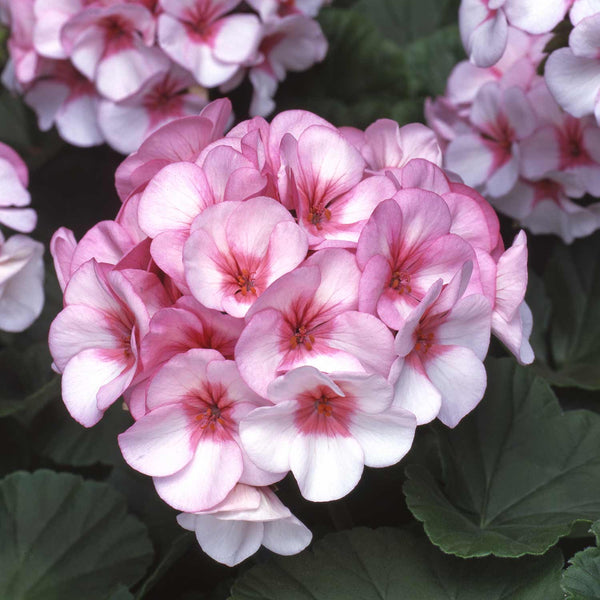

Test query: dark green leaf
[0,470,153,600]
[562,522,600,600]
[135,533,194,599]
[34,400,132,467]
[277,8,414,128]
[403,357,600,558]
[0,418,30,477]
[403,25,464,98]
[106,587,134,600]
[0,343,58,421]
[351,0,460,45]
[530,232,600,389]
[0,87,35,153]
[230,528,563,599]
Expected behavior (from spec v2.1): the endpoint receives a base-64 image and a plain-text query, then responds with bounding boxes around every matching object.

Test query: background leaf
[0,470,153,600]
[529,232,600,389]
[33,401,132,467]
[229,527,563,599]
[403,357,600,558]
[562,522,600,600]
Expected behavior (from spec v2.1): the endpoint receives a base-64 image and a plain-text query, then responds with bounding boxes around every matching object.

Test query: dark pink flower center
[307,205,331,230]
[295,386,354,436]
[389,270,412,294]
[195,404,225,431]
[290,325,315,351]
[414,330,434,354]
[101,15,135,53]
[235,269,257,297]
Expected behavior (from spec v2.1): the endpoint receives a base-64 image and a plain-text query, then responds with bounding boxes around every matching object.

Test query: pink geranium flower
[0,232,44,332]
[114,98,231,200]
[246,14,327,117]
[240,366,416,501]
[356,193,476,329]
[235,248,396,397]
[98,65,209,154]
[0,142,37,233]
[126,295,243,418]
[521,81,600,196]
[184,196,308,317]
[491,230,534,365]
[446,81,537,198]
[118,348,280,512]
[49,260,170,426]
[138,142,266,287]
[342,119,442,175]
[25,59,104,148]
[391,265,491,427]
[278,124,397,248]
[61,3,170,101]
[177,484,312,566]
[459,0,570,68]
[546,13,600,125]
[157,0,262,88]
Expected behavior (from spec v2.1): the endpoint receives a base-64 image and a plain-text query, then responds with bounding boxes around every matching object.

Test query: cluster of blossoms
[0,0,328,154]
[427,23,600,243]
[48,98,532,566]
[0,142,44,333]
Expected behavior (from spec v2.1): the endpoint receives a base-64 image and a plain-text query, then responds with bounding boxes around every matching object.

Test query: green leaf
[403,25,464,98]
[106,587,134,600]
[403,357,600,558]
[530,232,600,389]
[0,418,30,477]
[351,0,460,45]
[135,533,194,599]
[229,528,563,599]
[0,87,35,153]
[0,343,58,421]
[0,470,153,600]
[33,400,132,467]
[277,8,415,128]
[562,522,600,600]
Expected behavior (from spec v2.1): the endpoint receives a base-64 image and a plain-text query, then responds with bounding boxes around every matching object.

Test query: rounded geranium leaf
[230,527,563,599]
[0,470,153,600]
[404,357,600,558]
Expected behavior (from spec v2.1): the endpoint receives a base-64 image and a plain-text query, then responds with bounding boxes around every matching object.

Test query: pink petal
[213,14,262,63]
[139,162,215,238]
[239,402,297,474]
[187,514,264,566]
[61,347,128,427]
[118,403,196,476]
[436,294,492,360]
[391,355,442,425]
[290,433,364,502]
[424,346,487,428]
[445,134,496,188]
[545,48,600,118]
[154,436,243,511]
[348,408,416,468]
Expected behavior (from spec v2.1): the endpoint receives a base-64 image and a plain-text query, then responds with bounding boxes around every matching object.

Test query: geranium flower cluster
[427,26,600,243]
[0,0,328,154]
[0,142,44,332]
[48,98,533,566]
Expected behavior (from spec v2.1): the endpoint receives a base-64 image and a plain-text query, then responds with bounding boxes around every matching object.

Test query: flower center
[307,206,331,230]
[315,396,333,417]
[290,325,315,350]
[390,270,412,294]
[236,269,257,297]
[195,404,224,431]
[414,331,434,354]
